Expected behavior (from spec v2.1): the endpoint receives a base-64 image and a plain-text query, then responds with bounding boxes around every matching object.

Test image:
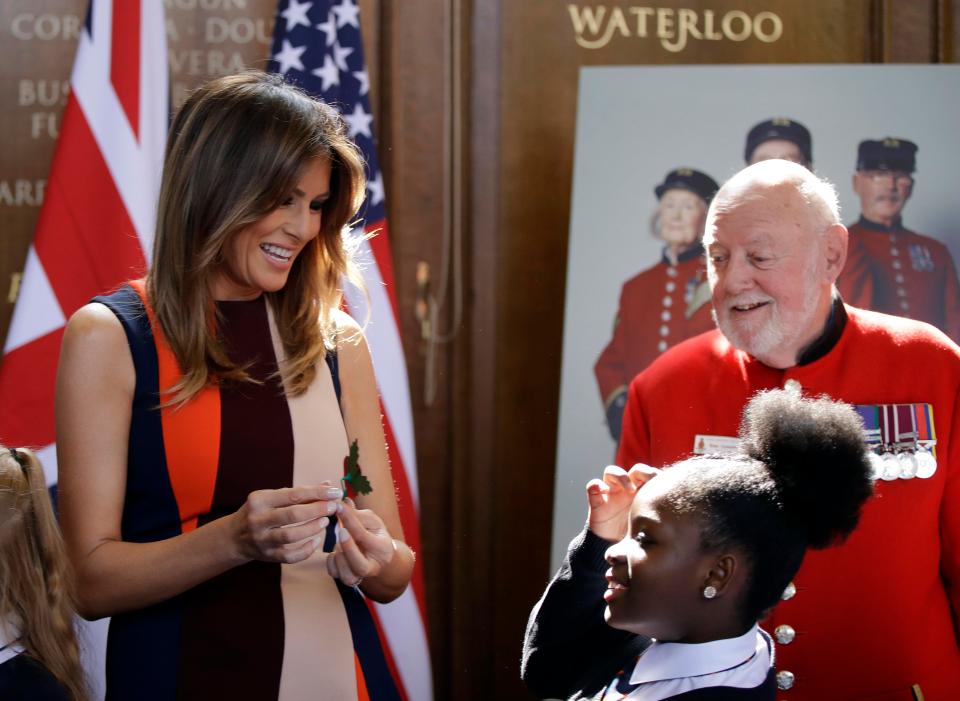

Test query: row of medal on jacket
[867,441,936,481]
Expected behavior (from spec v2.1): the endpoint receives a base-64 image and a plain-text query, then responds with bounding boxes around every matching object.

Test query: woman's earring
[703,585,717,599]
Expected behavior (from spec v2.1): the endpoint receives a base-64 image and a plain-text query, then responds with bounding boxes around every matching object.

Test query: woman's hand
[231,484,344,564]
[585,463,661,542]
[325,500,396,587]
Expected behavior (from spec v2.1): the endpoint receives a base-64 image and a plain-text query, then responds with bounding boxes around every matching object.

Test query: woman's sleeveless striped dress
[94,281,403,701]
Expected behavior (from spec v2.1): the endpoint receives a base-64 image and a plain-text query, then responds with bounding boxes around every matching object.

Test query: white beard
[712,273,823,363]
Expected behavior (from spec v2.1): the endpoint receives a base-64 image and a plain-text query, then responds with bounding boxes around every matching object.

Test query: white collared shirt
[603,624,771,700]
[0,618,25,666]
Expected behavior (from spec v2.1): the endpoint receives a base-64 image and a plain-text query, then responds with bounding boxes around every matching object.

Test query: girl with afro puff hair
[523,389,875,700]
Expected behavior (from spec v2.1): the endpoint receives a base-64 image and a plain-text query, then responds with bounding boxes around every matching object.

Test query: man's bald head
[707,160,840,241]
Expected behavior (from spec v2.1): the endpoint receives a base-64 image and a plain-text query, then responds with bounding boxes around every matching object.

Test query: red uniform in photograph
[618,304,960,701]
[594,167,719,441]
[594,246,713,423]
[838,216,960,342]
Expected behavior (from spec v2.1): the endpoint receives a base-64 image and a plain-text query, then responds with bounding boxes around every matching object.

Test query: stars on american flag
[311,54,339,90]
[332,0,360,29]
[343,103,373,139]
[367,171,384,206]
[316,11,337,46]
[280,0,313,31]
[270,0,369,116]
[332,42,353,71]
[353,69,370,96]
[273,39,306,74]
[268,0,386,225]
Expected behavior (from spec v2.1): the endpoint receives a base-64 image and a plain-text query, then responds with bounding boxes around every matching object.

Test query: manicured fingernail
[324,487,342,499]
[326,502,338,515]
[339,527,351,543]
[312,536,324,548]
[318,517,329,529]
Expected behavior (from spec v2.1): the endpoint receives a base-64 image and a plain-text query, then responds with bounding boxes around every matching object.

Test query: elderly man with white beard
[522,160,960,701]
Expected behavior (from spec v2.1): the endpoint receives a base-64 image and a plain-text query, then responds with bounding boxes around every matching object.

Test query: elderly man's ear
[824,224,848,282]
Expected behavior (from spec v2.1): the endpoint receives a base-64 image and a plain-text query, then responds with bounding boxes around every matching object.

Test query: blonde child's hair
[0,447,87,700]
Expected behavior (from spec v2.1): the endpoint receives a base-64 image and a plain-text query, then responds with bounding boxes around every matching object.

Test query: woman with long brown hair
[55,71,415,699]
[0,446,87,700]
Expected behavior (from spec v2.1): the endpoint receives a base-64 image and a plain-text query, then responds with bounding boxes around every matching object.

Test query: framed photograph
[552,64,960,568]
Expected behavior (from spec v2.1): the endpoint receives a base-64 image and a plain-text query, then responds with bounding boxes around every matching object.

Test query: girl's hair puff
[663,389,874,627]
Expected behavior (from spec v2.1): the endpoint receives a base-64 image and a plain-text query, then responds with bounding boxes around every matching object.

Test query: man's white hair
[706,159,840,237]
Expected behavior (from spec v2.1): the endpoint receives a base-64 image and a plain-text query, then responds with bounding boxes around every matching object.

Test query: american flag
[0,1,168,696]
[269,2,433,700]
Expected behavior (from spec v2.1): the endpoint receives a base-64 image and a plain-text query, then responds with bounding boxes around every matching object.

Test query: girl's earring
[702,585,717,599]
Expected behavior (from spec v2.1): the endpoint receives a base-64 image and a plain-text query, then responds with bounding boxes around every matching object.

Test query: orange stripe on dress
[129,279,220,533]
[353,653,371,701]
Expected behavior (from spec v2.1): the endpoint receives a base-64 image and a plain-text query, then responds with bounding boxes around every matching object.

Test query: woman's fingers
[265,516,330,547]
[322,502,394,586]
[340,503,393,559]
[261,500,340,529]
[237,484,345,563]
[277,537,323,565]
[337,502,382,544]
[247,484,343,511]
[326,548,364,586]
[334,527,376,579]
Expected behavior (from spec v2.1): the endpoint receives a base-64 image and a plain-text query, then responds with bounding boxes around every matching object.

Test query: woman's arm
[56,303,340,619]
[325,310,415,603]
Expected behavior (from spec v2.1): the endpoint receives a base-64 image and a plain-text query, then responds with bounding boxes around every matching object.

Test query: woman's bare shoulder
[61,302,131,371]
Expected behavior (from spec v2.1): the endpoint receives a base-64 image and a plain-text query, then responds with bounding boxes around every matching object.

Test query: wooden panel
[882,0,938,61]
[945,0,959,61]
[446,0,500,698]
[375,1,452,697]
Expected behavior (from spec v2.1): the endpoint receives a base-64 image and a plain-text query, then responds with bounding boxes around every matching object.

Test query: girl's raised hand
[585,463,660,542]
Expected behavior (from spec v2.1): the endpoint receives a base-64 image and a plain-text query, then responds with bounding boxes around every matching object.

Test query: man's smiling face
[704,181,831,369]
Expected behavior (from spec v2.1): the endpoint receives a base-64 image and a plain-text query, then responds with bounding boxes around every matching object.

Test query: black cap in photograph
[654,168,719,203]
[744,117,813,165]
[856,138,917,173]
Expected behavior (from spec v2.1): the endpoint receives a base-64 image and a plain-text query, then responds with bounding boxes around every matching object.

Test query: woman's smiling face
[211,157,332,301]
[603,475,716,642]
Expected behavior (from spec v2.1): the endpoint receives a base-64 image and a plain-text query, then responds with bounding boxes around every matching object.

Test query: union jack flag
[0,0,167,485]
[269,2,432,700]
[0,1,168,696]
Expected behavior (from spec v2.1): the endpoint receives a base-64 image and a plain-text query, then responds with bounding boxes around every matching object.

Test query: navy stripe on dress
[94,285,184,701]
